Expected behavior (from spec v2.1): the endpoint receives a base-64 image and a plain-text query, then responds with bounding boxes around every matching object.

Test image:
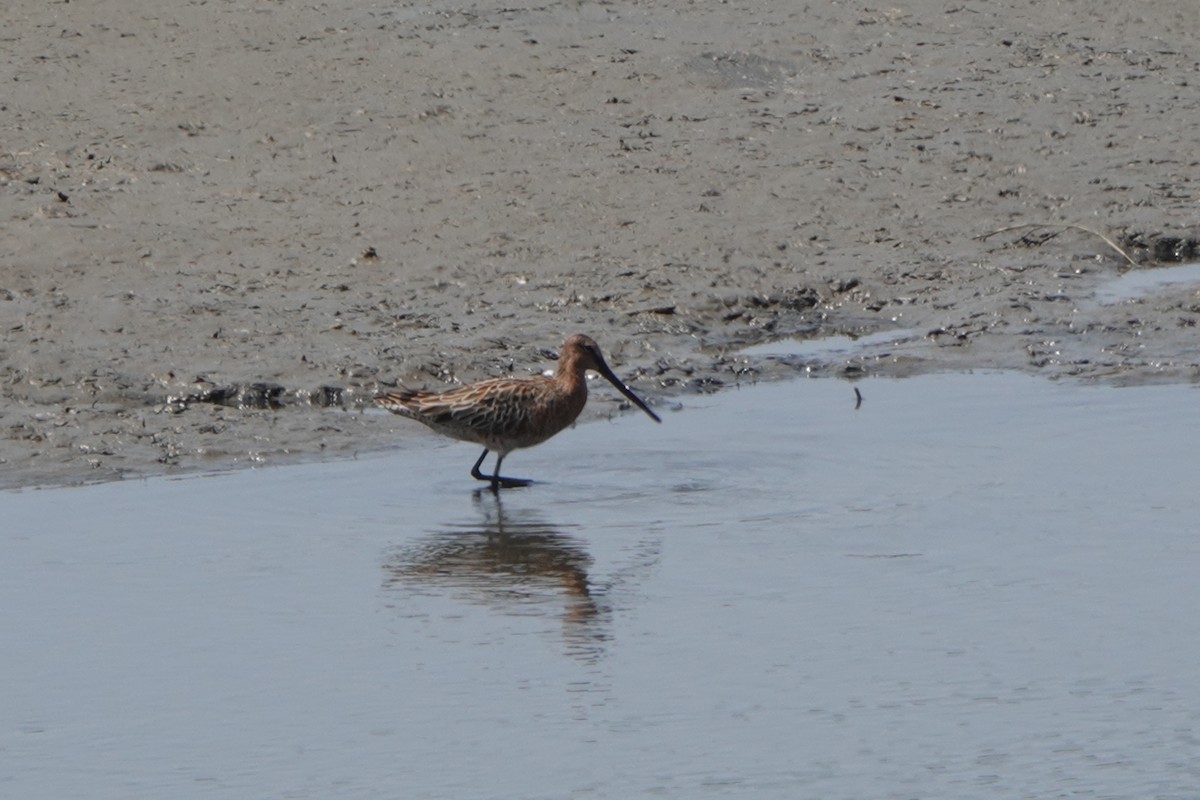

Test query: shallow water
[1093,262,1200,305]
[3,373,1199,799]
[738,328,921,359]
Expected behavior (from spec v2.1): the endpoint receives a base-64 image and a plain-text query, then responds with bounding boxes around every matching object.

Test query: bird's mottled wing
[435,379,538,438]
[376,378,544,445]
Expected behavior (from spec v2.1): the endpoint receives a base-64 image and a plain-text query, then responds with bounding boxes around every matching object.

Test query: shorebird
[375,334,661,491]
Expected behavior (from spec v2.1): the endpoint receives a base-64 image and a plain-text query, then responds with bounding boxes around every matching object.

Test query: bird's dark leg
[491,453,533,491]
[470,449,491,483]
[470,449,532,491]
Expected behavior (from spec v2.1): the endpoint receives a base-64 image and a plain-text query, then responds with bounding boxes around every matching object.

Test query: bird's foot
[493,475,533,490]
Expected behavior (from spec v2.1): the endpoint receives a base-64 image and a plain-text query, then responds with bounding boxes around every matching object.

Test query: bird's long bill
[595,360,662,423]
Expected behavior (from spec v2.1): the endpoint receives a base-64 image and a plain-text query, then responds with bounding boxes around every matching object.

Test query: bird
[375,334,661,491]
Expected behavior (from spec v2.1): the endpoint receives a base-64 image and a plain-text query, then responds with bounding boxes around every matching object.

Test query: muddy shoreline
[2,0,1198,490]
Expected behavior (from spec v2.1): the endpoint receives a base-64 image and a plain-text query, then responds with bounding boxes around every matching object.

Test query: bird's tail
[375,387,419,411]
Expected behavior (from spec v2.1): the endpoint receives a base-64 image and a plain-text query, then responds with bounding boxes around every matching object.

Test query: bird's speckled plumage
[375,334,660,490]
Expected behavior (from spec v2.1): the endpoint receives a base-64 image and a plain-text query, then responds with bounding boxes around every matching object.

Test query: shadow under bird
[375,334,661,491]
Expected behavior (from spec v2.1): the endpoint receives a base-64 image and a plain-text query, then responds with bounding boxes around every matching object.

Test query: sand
[2,0,1198,489]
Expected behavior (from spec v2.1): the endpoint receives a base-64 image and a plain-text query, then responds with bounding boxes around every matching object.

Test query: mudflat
[2,0,1197,489]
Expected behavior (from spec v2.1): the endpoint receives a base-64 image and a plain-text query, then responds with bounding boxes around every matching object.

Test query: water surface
[3,373,1198,798]
[1093,262,1200,304]
[738,328,920,359]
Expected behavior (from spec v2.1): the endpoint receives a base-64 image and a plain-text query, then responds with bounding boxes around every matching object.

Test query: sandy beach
[2,0,1198,488]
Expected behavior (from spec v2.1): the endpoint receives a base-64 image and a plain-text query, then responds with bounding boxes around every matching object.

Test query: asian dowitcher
[375,334,661,491]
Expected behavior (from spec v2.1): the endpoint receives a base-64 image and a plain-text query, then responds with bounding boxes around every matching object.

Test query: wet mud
[2,0,1199,489]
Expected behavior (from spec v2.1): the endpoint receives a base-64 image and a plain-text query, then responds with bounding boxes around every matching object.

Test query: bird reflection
[382,493,610,661]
